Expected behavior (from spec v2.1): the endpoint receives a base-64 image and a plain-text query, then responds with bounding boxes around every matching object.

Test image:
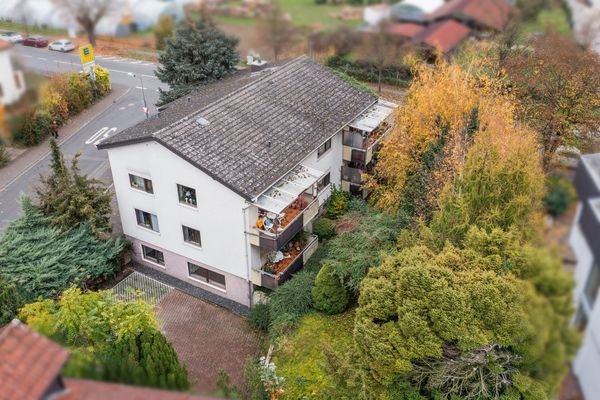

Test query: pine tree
[36,139,112,235]
[0,275,22,325]
[155,17,239,105]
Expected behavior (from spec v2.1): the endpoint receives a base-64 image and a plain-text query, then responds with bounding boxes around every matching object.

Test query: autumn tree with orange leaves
[369,62,520,219]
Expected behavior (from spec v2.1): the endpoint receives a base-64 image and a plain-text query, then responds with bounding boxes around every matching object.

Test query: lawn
[0,21,66,36]
[279,0,361,29]
[215,15,259,27]
[273,311,356,399]
[522,6,572,38]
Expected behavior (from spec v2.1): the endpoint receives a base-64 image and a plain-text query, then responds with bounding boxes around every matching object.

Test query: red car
[21,35,49,48]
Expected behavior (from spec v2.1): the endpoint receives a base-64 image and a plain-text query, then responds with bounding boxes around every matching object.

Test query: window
[584,263,600,307]
[182,225,201,247]
[317,138,332,157]
[317,173,330,193]
[187,262,226,289]
[177,184,197,206]
[129,174,153,194]
[135,209,159,232]
[142,245,164,266]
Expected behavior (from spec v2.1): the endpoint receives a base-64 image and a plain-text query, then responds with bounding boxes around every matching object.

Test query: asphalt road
[0,45,167,228]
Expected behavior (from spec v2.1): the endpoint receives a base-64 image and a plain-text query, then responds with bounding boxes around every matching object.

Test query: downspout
[242,202,253,308]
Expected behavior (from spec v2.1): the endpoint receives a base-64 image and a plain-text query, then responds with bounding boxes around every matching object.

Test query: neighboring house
[0,319,212,400]
[569,153,600,399]
[385,0,513,54]
[97,56,396,310]
[0,40,26,106]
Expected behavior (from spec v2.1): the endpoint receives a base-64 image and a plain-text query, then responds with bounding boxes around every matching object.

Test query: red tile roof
[415,19,472,53]
[387,22,425,38]
[429,0,513,31]
[59,379,216,400]
[0,319,70,400]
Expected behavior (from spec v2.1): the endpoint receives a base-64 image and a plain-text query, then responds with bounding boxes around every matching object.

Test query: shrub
[0,143,10,168]
[93,65,111,96]
[0,275,22,325]
[544,175,576,217]
[312,217,336,240]
[20,109,52,145]
[93,329,190,391]
[64,73,93,114]
[39,82,69,125]
[214,369,241,399]
[326,186,350,219]
[0,197,125,304]
[326,55,412,87]
[248,303,271,332]
[269,270,316,334]
[311,264,349,314]
[243,357,268,400]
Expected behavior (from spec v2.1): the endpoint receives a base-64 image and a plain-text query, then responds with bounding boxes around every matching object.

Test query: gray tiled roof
[99,56,376,200]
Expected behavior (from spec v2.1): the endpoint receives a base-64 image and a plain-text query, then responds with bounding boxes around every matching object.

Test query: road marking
[129,60,142,64]
[119,107,127,110]
[106,68,158,80]
[85,127,117,145]
[38,57,47,61]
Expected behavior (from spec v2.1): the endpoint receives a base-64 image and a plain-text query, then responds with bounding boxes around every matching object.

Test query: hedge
[12,68,110,146]
[326,55,413,87]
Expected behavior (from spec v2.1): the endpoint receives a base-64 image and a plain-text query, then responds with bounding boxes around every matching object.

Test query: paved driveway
[156,290,261,394]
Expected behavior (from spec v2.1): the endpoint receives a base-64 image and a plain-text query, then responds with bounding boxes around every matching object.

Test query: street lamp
[128,72,149,119]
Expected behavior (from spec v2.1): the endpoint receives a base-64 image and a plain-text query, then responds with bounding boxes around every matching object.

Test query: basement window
[142,245,165,266]
[188,262,226,289]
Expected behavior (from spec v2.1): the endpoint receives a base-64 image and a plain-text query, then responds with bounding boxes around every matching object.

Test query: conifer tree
[36,139,112,235]
[156,17,239,105]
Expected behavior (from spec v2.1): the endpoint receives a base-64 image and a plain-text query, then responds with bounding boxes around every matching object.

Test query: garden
[244,47,583,399]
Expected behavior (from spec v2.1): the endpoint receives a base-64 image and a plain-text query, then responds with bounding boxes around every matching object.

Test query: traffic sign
[79,44,95,65]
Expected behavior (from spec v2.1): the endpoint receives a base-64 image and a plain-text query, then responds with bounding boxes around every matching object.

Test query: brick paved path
[156,290,260,394]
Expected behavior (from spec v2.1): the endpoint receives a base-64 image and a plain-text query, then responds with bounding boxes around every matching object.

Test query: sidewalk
[0,85,129,190]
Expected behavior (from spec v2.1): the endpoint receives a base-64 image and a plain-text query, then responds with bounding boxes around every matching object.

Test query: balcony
[251,165,324,251]
[259,234,319,289]
[342,100,396,166]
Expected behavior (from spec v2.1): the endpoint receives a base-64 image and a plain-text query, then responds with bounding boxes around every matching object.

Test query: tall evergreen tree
[155,17,239,105]
[36,139,112,235]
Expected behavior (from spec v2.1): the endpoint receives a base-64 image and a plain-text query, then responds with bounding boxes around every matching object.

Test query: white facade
[0,46,25,106]
[570,154,600,399]
[106,98,396,308]
[107,141,252,305]
[570,207,600,399]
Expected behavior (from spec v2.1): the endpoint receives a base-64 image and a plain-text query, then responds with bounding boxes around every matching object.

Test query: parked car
[0,31,23,44]
[21,35,49,48]
[48,39,75,52]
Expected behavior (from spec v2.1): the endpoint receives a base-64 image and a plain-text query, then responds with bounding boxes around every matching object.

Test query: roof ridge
[153,56,311,139]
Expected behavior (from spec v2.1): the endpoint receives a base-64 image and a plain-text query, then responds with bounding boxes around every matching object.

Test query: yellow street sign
[79,44,94,65]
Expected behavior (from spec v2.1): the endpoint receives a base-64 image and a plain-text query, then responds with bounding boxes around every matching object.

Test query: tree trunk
[84,24,96,47]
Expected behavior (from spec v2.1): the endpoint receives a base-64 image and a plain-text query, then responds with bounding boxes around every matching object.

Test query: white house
[569,153,600,398]
[0,40,26,106]
[98,56,396,310]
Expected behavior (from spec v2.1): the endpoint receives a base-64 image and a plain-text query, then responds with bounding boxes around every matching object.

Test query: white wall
[107,141,249,280]
[301,130,343,205]
[0,50,25,106]
[570,205,600,399]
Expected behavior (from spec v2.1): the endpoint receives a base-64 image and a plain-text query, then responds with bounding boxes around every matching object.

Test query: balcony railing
[257,196,319,251]
[259,234,319,289]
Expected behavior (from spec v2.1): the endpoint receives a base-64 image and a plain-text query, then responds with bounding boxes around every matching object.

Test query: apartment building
[569,153,600,398]
[98,56,396,309]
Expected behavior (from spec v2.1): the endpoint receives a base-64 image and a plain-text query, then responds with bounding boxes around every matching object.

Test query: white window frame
[182,225,202,247]
[317,138,332,158]
[187,262,226,291]
[141,244,165,268]
[135,208,159,232]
